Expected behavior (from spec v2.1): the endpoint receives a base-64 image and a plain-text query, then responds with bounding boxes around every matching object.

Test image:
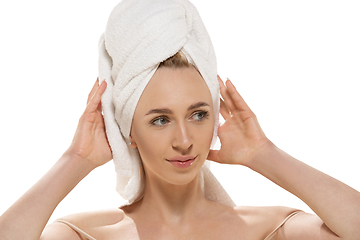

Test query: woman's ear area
[129,134,137,148]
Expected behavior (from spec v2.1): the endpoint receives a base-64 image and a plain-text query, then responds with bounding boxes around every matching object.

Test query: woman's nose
[172,121,193,151]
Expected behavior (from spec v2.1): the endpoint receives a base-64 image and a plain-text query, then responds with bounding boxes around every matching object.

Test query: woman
[0,51,359,239]
[1,1,360,240]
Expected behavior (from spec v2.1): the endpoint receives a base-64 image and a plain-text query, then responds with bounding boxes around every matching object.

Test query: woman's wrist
[245,139,279,171]
[61,149,97,176]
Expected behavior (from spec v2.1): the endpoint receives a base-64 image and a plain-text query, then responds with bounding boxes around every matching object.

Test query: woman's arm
[0,79,112,240]
[208,77,360,240]
[0,153,93,240]
[250,142,360,240]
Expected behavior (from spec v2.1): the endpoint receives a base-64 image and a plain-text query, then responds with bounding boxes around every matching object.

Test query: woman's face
[130,66,215,186]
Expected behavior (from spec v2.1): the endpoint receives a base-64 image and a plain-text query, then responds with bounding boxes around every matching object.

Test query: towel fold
[98,0,235,207]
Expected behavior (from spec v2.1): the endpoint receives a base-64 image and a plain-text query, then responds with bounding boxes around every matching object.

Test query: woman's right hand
[66,78,112,169]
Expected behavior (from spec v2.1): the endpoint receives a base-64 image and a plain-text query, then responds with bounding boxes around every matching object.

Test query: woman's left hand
[207,76,271,167]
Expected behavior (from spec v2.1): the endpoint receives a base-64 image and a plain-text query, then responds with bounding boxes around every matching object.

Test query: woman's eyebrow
[145,108,172,115]
[187,102,210,111]
[145,102,210,116]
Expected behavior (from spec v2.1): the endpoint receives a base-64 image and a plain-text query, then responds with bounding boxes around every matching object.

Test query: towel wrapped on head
[98,0,235,207]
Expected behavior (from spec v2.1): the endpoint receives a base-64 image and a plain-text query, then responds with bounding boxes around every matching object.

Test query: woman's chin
[162,165,204,186]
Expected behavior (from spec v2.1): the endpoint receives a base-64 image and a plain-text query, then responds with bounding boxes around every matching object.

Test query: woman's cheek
[193,122,214,150]
[136,128,168,159]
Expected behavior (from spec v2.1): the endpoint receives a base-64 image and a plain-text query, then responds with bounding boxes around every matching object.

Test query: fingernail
[226,78,233,85]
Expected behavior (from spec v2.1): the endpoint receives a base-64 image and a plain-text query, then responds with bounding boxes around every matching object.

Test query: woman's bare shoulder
[58,207,126,226]
[233,206,300,235]
[234,205,299,218]
[41,208,126,240]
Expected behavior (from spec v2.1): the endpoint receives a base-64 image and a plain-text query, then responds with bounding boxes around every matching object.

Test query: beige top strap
[264,211,301,240]
[56,219,97,240]
[55,211,300,240]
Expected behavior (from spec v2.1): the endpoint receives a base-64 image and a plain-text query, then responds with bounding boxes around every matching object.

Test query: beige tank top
[56,211,300,240]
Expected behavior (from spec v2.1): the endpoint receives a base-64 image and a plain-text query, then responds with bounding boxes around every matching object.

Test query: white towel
[98,0,235,207]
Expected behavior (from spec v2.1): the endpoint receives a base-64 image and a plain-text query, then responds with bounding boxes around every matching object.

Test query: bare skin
[1,67,360,240]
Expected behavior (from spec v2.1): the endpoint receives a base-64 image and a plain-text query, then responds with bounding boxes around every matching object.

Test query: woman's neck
[133,172,208,225]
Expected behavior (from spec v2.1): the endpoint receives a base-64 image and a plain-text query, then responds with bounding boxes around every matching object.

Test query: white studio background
[0,1,359,223]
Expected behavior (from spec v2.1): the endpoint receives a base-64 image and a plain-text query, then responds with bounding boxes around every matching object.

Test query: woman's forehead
[136,67,213,112]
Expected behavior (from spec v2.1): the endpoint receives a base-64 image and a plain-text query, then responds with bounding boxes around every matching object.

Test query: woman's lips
[166,155,196,168]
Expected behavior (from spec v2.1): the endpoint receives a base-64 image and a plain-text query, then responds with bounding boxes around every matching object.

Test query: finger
[225,79,252,112]
[219,98,231,120]
[86,80,107,113]
[218,75,237,113]
[87,78,100,104]
[207,150,221,163]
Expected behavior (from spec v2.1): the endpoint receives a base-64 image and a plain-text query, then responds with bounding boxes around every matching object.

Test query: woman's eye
[151,117,169,126]
[191,111,209,121]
